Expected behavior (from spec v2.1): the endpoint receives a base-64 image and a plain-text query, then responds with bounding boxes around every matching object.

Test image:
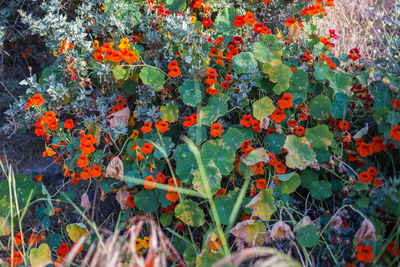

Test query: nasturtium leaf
[355,197,370,209]
[188,125,207,146]
[314,62,333,81]
[123,79,137,95]
[331,92,349,119]
[242,148,269,166]
[201,140,235,175]
[245,188,276,221]
[160,102,179,122]
[175,199,205,227]
[328,71,352,93]
[160,213,172,227]
[275,174,301,195]
[211,195,236,225]
[277,172,296,182]
[232,52,258,74]
[215,7,238,34]
[264,133,286,155]
[315,148,331,163]
[252,42,273,63]
[99,178,116,192]
[310,180,332,200]
[300,170,318,189]
[309,94,332,120]
[30,243,52,267]
[284,135,316,170]
[291,69,308,90]
[135,190,158,212]
[112,65,126,80]
[46,233,62,251]
[183,245,198,267]
[173,143,197,183]
[179,80,204,107]
[165,0,186,12]
[222,128,244,152]
[230,220,266,245]
[263,60,292,94]
[192,162,222,196]
[252,96,275,120]
[66,223,89,243]
[305,125,335,150]
[153,137,175,160]
[296,224,320,248]
[155,190,172,208]
[374,108,391,132]
[0,173,33,214]
[139,67,165,90]
[372,90,391,111]
[199,94,229,126]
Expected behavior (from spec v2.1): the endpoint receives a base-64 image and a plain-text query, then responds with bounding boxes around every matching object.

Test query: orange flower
[79,143,95,155]
[81,134,96,145]
[64,119,74,130]
[13,232,24,247]
[356,244,373,262]
[110,51,124,63]
[91,165,102,178]
[43,111,56,124]
[77,154,89,168]
[28,233,38,246]
[48,120,58,130]
[210,237,222,250]
[214,188,227,198]
[80,167,92,180]
[168,177,180,187]
[241,115,253,128]
[32,94,44,106]
[166,191,179,202]
[25,97,34,109]
[320,52,336,69]
[156,173,166,183]
[141,142,153,154]
[126,195,136,208]
[358,171,373,183]
[168,66,181,78]
[58,243,70,257]
[251,162,264,175]
[285,17,296,27]
[120,49,137,63]
[277,93,293,109]
[183,114,198,127]
[252,120,261,132]
[338,120,350,131]
[390,125,400,141]
[8,251,23,266]
[256,178,267,190]
[155,120,169,133]
[270,109,287,123]
[275,162,287,174]
[244,12,256,26]
[210,122,224,137]
[141,121,152,134]
[233,15,245,27]
[356,142,374,157]
[144,176,156,189]
[367,167,378,176]
[372,137,387,152]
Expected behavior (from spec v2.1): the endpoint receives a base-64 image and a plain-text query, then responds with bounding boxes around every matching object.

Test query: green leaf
[179,80,205,107]
[263,60,292,94]
[252,96,275,120]
[173,143,198,183]
[153,137,175,160]
[275,174,301,195]
[300,169,318,189]
[135,190,158,212]
[192,162,222,196]
[284,135,316,170]
[0,174,33,214]
[165,0,186,12]
[245,188,276,221]
[175,199,205,227]
[305,125,335,150]
[232,52,258,74]
[290,70,308,91]
[211,195,236,225]
[222,128,244,152]
[242,148,269,166]
[310,180,332,200]
[314,62,333,81]
[124,170,141,188]
[160,213,172,227]
[113,65,127,80]
[252,42,273,63]
[331,92,349,119]
[139,67,165,90]
[309,94,332,120]
[296,224,320,248]
[201,140,235,175]
[160,102,179,123]
[264,133,286,155]
[123,79,137,95]
[199,94,229,126]
[215,7,237,34]
[46,233,62,251]
[277,172,295,181]
[188,125,207,146]
[328,71,352,93]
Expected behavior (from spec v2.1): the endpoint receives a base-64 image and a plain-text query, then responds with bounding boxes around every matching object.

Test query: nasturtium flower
[166,191,179,202]
[32,93,44,106]
[244,12,256,26]
[390,125,400,141]
[210,122,224,137]
[91,165,102,178]
[183,114,198,127]
[241,115,253,128]
[270,109,287,123]
[288,120,297,127]
[233,15,245,27]
[48,120,58,130]
[285,17,296,27]
[256,178,267,190]
[372,137,387,152]
[13,232,24,247]
[358,171,373,183]
[156,173,166,183]
[356,244,373,262]
[277,93,293,109]
[141,121,152,134]
[118,37,130,50]
[214,188,226,198]
[144,176,156,189]
[64,119,74,130]
[58,243,70,256]
[356,142,374,157]
[252,120,261,132]
[126,195,136,208]
[130,129,139,139]
[155,120,169,133]
[348,48,361,60]
[77,154,89,168]
[254,22,264,33]
[367,167,378,176]
[338,120,350,131]
[43,111,56,124]
[8,251,23,266]
[190,16,197,23]
[80,167,92,180]
[295,126,305,136]
[202,17,212,27]
[275,162,287,174]
[168,177,180,187]
[141,143,153,154]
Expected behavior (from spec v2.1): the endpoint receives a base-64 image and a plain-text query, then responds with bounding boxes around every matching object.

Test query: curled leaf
[265,221,294,242]
[66,223,89,243]
[294,216,312,232]
[245,188,276,221]
[107,106,130,128]
[116,187,129,210]
[328,216,342,232]
[230,220,266,246]
[30,243,52,267]
[354,219,376,243]
[80,193,91,214]
[106,157,124,180]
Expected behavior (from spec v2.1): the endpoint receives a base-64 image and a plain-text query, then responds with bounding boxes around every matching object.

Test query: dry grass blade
[212,247,302,267]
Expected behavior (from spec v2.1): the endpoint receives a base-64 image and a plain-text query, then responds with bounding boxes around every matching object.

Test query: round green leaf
[211,195,235,225]
[296,224,320,248]
[113,65,127,80]
[139,67,165,91]
[310,180,332,200]
[232,52,258,74]
[135,190,158,212]
[264,133,286,155]
[179,80,204,107]
[188,125,207,146]
[305,125,335,150]
[222,128,244,152]
[173,143,197,183]
[284,135,316,170]
[309,94,332,120]
[201,140,235,175]
[253,96,275,120]
[275,174,301,195]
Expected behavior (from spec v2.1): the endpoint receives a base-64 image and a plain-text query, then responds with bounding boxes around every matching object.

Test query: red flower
[254,22,264,33]
[338,120,350,131]
[202,17,212,27]
[288,120,297,127]
[390,125,400,141]
[8,251,23,266]
[240,115,253,128]
[64,119,74,130]
[156,173,167,183]
[295,126,305,136]
[126,195,136,208]
[356,244,373,262]
[367,167,378,176]
[277,93,293,109]
[210,122,224,137]
[155,120,169,133]
[141,121,152,134]
[256,178,267,190]
[348,48,361,60]
[285,17,296,27]
[214,188,227,198]
[58,242,70,256]
[141,142,153,154]
[144,176,156,189]
[233,15,245,27]
[358,171,373,183]
[356,142,374,157]
[270,109,287,123]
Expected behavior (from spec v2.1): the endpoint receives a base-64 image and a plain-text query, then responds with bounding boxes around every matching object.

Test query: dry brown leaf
[354,219,376,243]
[260,117,270,130]
[328,216,342,232]
[107,106,130,128]
[265,221,294,243]
[106,156,124,180]
[116,187,129,210]
[230,220,266,247]
[294,216,312,232]
[80,193,91,213]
